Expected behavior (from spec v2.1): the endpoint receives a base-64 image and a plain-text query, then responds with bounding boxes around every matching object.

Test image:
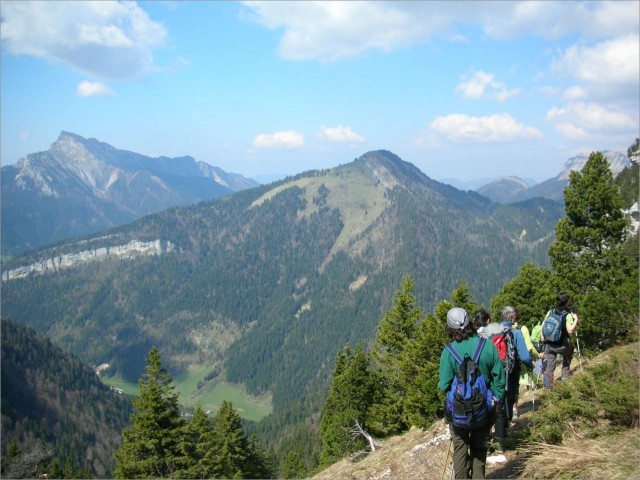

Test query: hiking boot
[560,376,570,381]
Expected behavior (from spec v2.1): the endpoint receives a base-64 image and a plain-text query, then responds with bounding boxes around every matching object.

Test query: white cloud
[545,102,637,141]
[252,131,305,149]
[552,34,640,87]
[455,70,520,102]
[0,1,166,80]
[241,1,481,62]
[319,125,365,143]
[77,80,114,97]
[482,1,639,40]
[429,113,543,143]
[241,1,639,62]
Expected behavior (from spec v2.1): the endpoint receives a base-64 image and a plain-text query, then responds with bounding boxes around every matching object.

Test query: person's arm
[565,312,579,335]
[438,348,454,393]
[515,331,532,368]
[489,346,506,402]
[520,325,540,359]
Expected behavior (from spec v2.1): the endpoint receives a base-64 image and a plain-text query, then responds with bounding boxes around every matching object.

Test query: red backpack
[485,323,518,374]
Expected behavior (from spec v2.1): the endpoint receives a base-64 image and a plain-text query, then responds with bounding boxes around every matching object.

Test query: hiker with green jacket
[439,307,506,479]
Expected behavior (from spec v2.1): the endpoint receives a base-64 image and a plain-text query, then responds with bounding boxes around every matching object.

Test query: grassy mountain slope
[1,320,133,477]
[1,150,563,414]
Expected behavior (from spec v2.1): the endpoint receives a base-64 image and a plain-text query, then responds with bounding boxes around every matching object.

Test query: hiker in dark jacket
[542,293,579,388]
[493,305,532,453]
[438,307,505,479]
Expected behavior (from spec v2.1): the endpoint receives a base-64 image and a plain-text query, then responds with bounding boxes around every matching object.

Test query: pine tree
[319,344,379,466]
[490,262,555,327]
[174,405,211,479]
[548,151,629,293]
[370,275,421,434]
[547,151,637,348]
[114,347,185,478]
[399,312,448,428]
[205,401,250,479]
[434,280,481,322]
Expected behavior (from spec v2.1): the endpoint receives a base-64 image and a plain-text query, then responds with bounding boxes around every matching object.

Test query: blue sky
[1,1,638,183]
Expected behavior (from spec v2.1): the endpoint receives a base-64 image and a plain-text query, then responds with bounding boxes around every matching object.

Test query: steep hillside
[312,342,640,479]
[1,150,563,414]
[1,131,257,256]
[1,320,133,477]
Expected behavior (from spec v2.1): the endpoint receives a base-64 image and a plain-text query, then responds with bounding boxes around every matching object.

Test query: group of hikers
[438,293,580,479]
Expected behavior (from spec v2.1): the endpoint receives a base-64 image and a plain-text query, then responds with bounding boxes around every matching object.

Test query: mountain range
[1,131,258,256]
[475,150,632,204]
[1,149,564,415]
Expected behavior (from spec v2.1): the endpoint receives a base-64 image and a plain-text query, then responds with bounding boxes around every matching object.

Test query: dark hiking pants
[543,340,573,387]
[449,423,493,479]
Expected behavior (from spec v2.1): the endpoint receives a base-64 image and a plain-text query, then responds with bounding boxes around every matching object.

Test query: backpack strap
[471,337,486,364]
[445,339,486,366]
[445,343,464,366]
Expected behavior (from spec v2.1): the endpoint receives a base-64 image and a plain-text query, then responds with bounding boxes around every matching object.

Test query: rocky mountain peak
[559,151,631,180]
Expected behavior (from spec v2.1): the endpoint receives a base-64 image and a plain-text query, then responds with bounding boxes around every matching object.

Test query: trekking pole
[442,440,452,480]
[531,375,535,412]
[575,329,583,371]
[572,304,584,372]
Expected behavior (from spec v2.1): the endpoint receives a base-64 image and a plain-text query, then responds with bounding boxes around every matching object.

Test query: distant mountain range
[1,132,258,256]
[475,151,632,204]
[2,150,564,414]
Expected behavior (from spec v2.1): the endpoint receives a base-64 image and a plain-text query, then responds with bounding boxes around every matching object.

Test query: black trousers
[449,423,493,479]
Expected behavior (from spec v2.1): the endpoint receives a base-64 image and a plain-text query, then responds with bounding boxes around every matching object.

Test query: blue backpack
[444,338,495,429]
[542,310,567,344]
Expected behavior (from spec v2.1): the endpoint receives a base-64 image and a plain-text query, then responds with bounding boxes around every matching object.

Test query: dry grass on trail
[519,429,640,479]
[312,421,454,480]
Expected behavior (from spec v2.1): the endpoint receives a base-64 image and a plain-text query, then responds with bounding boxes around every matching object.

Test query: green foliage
[616,163,639,209]
[398,312,448,428]
[549,151,629,294]
[525,344,639,444]
[114,347,186,478]
[319,344,379,466]
[0,320,132,478]
[490,262,555,327]
[369,275,421,434]
[546,151,636,350]
[434,280,482,322]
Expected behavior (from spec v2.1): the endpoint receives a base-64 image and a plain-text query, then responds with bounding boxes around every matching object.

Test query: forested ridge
[1,320,133,477]
[1,151,562,411]
[1,148,636,478]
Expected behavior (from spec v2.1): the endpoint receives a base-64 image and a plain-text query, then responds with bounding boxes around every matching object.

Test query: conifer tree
[319,344,378,466]
[370,275,421,434]
[548,151,636,347]
[490,262,555,326]
[205,400,251,479]
[399,312,448,428]
[174,405,211,479]
[114,347,185,478]
[434,280,481,322]
[549,151,629,292]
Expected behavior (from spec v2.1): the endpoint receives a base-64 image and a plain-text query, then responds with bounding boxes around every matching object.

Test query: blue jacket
[501,320,532,368]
